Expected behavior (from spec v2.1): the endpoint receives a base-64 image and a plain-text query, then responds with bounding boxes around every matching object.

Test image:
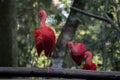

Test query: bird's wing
[33,28,44,56]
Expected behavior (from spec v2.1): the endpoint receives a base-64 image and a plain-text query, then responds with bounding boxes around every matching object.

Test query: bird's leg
[47,57,50,72]
[76,62,82,69]
[47,56,49,67]
[46,54,52,71]
[43,56,48,68]
[43,56,45,68]
[43,53,51,71]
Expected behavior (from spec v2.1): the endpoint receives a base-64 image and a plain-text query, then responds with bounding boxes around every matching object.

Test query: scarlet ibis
[33,10,56,58]
[66,41,86,68]
[83,51,96,70]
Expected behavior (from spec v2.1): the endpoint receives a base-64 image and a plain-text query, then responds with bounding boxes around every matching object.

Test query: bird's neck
[40,15,47,27]
[85,51,92,65]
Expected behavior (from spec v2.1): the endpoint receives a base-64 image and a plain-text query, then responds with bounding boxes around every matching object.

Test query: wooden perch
[0,67,120,80]
[71,7,120,33]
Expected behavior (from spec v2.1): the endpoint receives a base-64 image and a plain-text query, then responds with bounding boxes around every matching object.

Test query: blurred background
[0,0,119,71]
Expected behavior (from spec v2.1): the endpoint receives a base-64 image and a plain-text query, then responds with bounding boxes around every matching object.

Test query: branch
[71,7,120,33]
[105,14,120,33]
[71,7,109,23]
[0,67,120,80]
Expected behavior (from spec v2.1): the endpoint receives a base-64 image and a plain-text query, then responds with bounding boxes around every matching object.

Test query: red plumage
[83,62,96,70]
[33,10,56,57]
[66,41,86,65]
[83,51,97,70]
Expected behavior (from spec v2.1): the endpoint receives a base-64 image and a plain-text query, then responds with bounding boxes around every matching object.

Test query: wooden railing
[0,67,119,80]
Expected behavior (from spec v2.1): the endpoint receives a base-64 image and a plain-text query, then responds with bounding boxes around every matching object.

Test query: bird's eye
[38,13,42,18]
[39,14,42,18]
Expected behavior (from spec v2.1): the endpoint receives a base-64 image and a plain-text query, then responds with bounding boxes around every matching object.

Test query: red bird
[66,41,86,67]
[33,10,56,57]
[83,51,96,70]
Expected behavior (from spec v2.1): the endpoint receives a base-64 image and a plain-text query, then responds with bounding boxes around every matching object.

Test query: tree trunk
[51,0,87,68]
[101,0,109,70]
[0,0,17,66]
[101,23,107,70]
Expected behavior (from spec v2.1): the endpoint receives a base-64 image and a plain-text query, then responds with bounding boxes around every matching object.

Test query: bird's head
[84,51,93,64]
[66,41,74,54]
[38,10,47,19]
[66,41,73,49]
